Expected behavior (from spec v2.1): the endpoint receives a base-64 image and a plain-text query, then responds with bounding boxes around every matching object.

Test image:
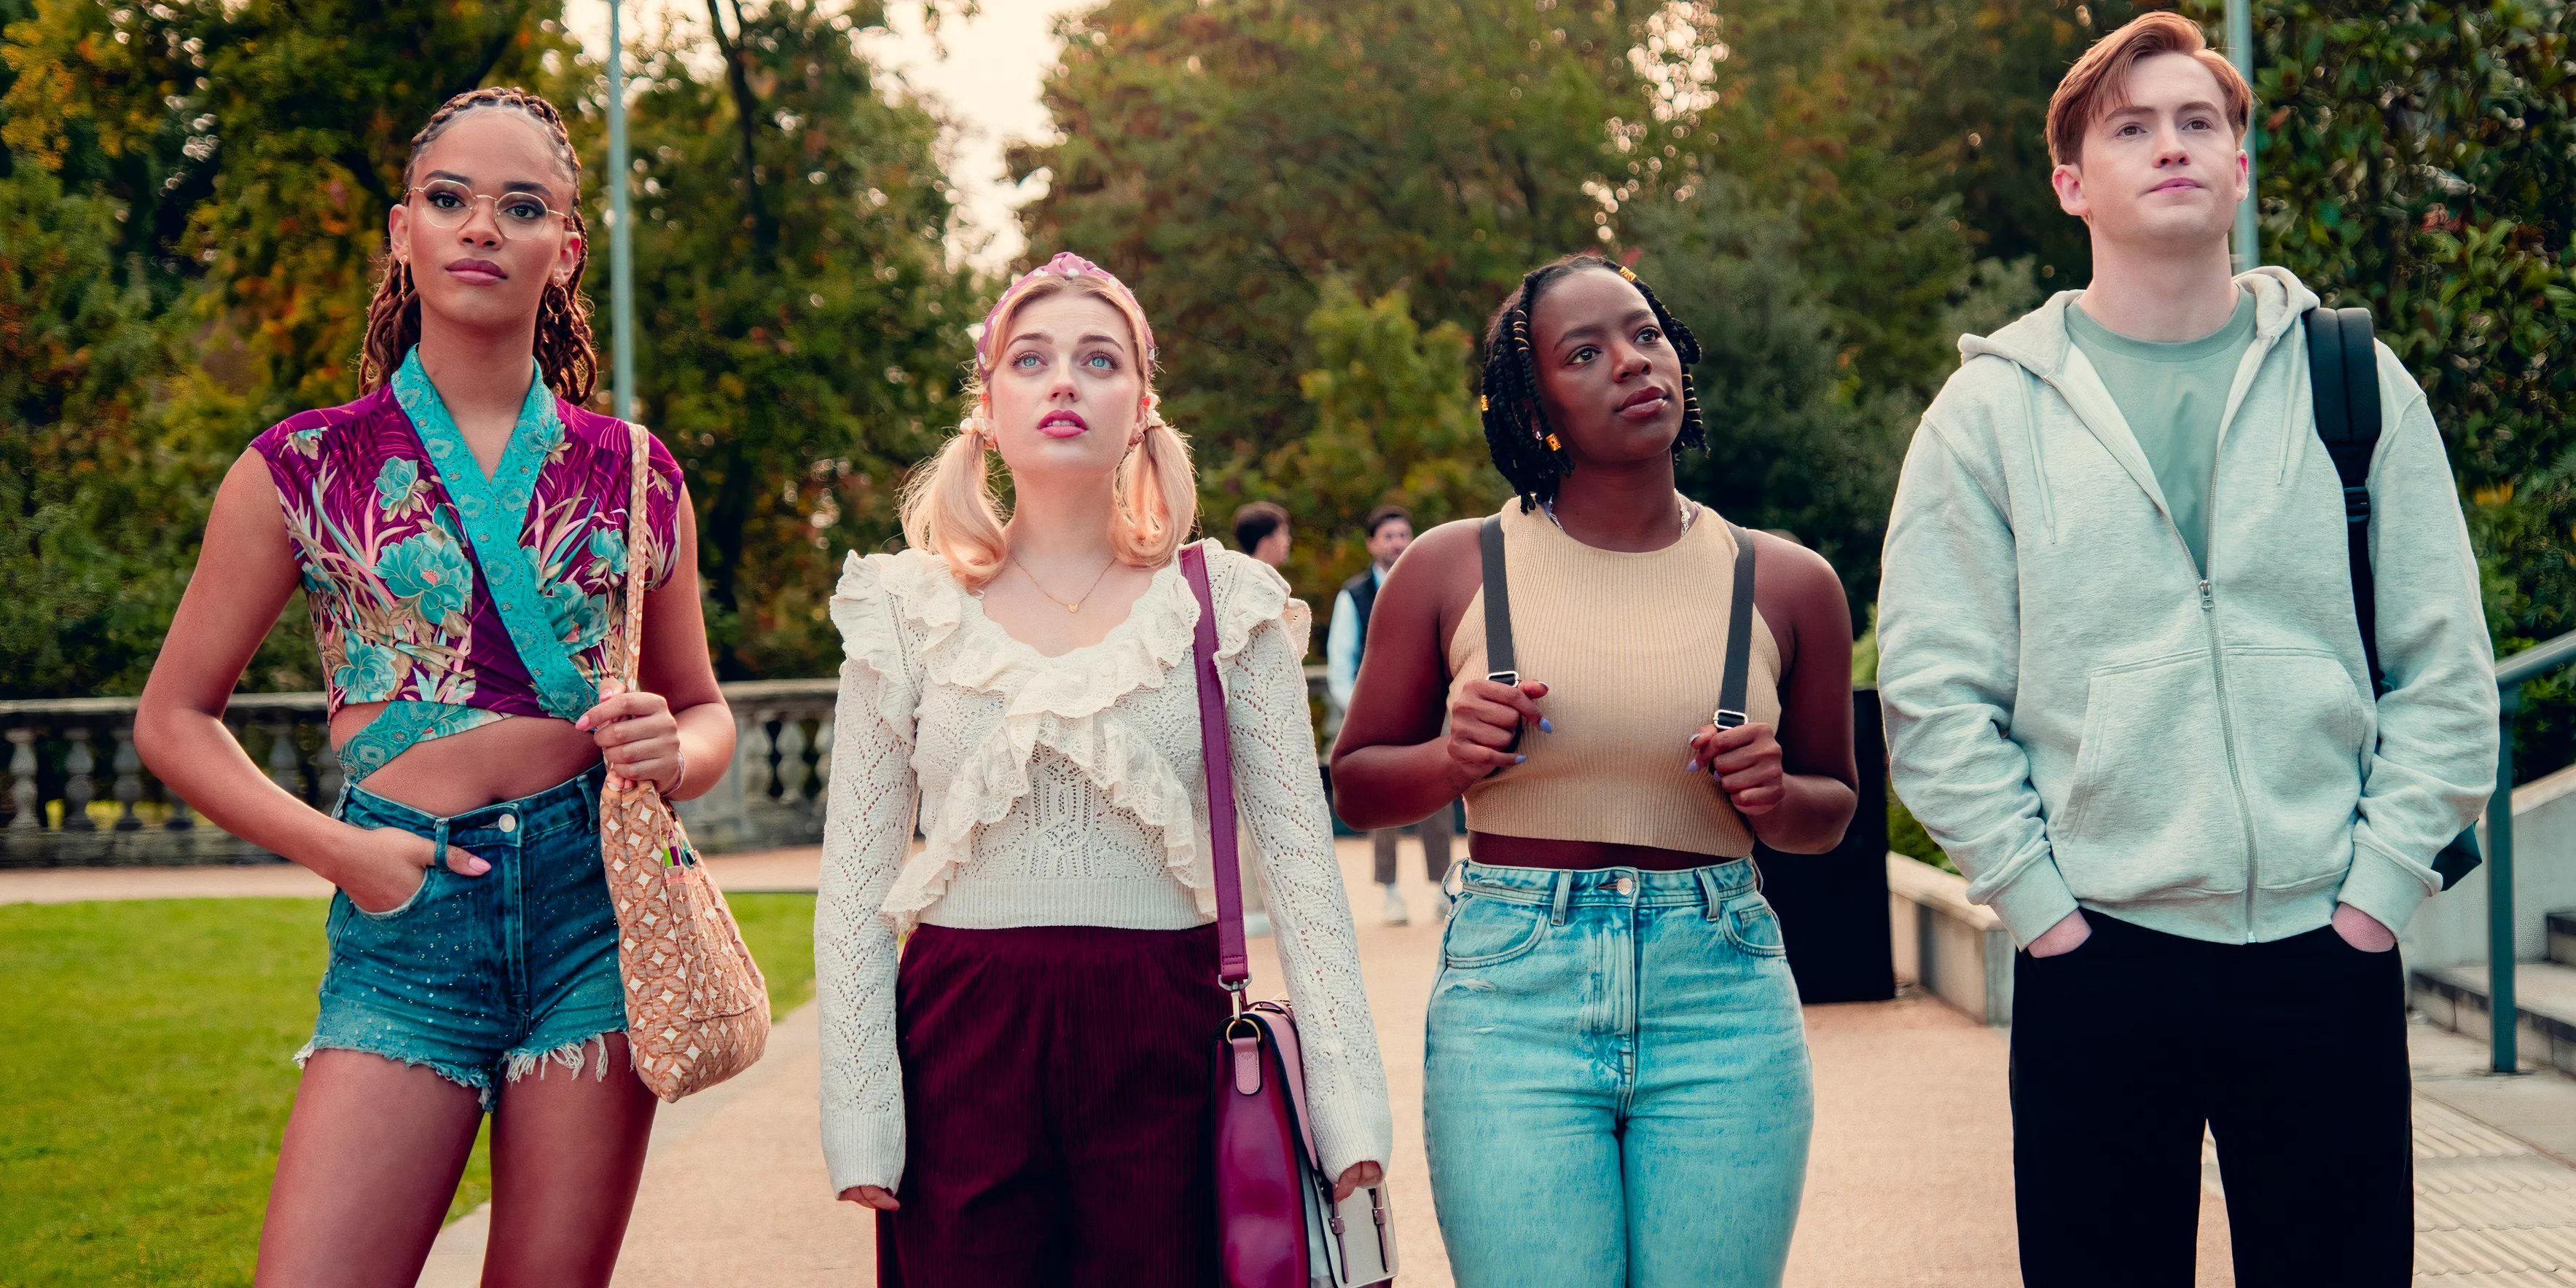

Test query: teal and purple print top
[251,348,683,778]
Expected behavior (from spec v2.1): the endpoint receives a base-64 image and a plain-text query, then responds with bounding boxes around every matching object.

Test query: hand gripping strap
[1478,514,1516,686]
[1715,523,1758,729]
[1181,545,1251,990]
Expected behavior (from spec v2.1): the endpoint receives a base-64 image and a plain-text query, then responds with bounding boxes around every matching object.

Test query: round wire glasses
[405,180,569,240]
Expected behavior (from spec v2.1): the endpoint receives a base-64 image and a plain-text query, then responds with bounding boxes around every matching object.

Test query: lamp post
[2227,0,2259,272]
[606,0,637,422]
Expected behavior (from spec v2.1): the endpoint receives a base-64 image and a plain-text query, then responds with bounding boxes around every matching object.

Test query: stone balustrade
[0,669,1332,868]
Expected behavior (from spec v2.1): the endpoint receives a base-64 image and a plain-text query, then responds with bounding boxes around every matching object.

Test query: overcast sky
[565,0,1087,270]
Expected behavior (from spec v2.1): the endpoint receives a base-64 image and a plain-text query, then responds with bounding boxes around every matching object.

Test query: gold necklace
[1010,553,1118,614]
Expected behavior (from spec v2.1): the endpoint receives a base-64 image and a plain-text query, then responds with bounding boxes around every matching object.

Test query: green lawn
[0,890,818,1288]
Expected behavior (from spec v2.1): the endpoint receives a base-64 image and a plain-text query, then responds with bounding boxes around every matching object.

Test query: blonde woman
[815,253,1392,1284]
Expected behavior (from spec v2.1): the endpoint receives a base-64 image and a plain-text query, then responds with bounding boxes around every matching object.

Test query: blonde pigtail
[1111,407,1197,567]
[901,414,1010,587]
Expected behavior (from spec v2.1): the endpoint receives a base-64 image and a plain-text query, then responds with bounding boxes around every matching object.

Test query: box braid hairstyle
[1478,254,1703,511]
[359,87,598,403]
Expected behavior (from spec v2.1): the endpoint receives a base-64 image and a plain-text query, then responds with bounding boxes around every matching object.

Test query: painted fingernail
[467,858,490,874]
[1514,754,1527,764]
[1686,759,1699,772]
[1538,717,1554,734]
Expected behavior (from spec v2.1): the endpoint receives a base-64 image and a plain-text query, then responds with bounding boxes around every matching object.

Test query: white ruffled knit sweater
[815,539,1394,1193]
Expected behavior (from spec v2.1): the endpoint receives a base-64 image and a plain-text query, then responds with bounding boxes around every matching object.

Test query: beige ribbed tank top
[1445,498,1782,857]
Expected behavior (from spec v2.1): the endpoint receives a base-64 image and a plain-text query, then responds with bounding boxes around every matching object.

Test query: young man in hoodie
[1877,13,2496,1285]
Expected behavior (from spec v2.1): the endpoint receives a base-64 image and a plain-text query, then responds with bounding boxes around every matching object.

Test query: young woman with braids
[1331,254,1857,1285]
[136,87,732,1284]
[815,254,1389,1284]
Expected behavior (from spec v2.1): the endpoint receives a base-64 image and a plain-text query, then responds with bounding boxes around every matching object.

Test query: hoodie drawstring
[2019,369,2060,543]
[2276,318,2311,484]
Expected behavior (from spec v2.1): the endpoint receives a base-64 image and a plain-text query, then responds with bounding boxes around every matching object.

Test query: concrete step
[2549,909,2575,967]
[2413,959,2576,1078]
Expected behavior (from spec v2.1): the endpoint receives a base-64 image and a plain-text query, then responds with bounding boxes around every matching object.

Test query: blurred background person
[1328,505,1450,924]
[1232,500,1293,568]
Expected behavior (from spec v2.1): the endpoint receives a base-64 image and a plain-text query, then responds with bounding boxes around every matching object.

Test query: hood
[1958,265,2324,378]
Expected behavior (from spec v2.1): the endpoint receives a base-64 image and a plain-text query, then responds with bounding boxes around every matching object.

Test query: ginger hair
[2046,11,2251,168]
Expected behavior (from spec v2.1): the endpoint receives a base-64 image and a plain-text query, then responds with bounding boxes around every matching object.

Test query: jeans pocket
[1720,893,1788,957]
[1440,893,1551,969]
[349,865,436,920]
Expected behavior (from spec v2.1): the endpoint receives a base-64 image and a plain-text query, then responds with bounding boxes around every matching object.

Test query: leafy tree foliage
[1010,0,1672,480]
[1015,0,2009,616]
[1893,0,2148,288]
[1258,279,1500,595]
[2230,0,2576,776]
[0,0,971,693]
[615,0,975,679]
[0,169,181,697]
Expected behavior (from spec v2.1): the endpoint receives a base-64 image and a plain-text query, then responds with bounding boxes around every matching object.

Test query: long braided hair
[1477,254,1704,511]
[359,87,599,403]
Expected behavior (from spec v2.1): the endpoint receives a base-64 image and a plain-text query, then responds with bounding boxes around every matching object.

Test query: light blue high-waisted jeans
[1423,859,1814,1287]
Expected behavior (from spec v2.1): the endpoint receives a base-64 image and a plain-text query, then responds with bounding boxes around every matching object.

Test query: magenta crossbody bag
[1180,546,1398,1288]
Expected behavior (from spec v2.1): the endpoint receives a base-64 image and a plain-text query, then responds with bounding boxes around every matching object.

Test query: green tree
[1011,0,1675,485]
[2232,0,2576,777]
[1,0,974,692]
[1,0,582,694]
[0,170,181,697]
[1894,0,2149,289]
[1256,278,1501,597]
[1014,0,2011,618]
[616,0,976,678]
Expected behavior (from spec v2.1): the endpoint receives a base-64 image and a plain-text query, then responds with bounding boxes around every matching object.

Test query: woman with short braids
[1331,254,1859,1285]
[138,87,732,1284]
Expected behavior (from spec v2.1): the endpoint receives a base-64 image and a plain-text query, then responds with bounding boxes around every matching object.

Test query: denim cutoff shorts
[300,766,627,1104]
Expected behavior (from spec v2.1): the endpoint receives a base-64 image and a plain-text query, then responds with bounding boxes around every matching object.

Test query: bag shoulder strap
[1716,522,1758,729]
[2304,306,2386,693]
[1181,544,1250,991]
[1478,512,1516,685]
[618,421,654,688]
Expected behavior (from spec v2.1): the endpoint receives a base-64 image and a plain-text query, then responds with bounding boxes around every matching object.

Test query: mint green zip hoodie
[1878,267,2497,947]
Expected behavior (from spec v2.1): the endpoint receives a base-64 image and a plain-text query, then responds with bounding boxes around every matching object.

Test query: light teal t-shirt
[2064,290,2258,574]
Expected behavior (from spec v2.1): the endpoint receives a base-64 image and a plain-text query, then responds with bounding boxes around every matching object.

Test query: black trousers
[2010,911,2413,1287]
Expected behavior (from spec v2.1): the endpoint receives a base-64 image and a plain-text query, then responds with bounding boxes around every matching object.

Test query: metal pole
[2488,690,2518,1073]
[607,0,637,423]
[2226,0,2259,272]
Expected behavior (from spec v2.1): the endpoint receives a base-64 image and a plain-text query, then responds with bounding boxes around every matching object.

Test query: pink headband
[974,251,1158,374]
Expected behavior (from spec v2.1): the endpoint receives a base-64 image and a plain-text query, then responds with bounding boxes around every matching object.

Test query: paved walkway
[15,844,2576,1284]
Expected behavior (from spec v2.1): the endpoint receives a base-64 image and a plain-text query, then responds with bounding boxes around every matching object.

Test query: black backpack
[2305,306,2483,890]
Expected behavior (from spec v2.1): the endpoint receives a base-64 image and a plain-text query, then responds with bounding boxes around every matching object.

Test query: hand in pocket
[340,826,486,914]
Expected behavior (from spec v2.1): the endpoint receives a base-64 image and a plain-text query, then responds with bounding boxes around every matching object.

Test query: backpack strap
[2305,305,2386,694]
[1715,523,1758,729]
[1478,514,1518,688]
[1477,508,1761,735]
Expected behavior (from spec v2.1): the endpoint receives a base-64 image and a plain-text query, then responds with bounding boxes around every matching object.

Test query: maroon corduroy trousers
[877,922,1233,1287]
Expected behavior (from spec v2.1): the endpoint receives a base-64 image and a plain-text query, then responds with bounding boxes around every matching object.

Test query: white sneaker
[1244,909,1274,938]
[1431,887,1452,922]
[1382,884,1410,926]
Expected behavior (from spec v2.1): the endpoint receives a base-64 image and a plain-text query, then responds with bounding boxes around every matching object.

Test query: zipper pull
[2199,579,2215,611]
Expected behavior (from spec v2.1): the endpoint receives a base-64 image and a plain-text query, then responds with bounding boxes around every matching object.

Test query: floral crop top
[251,348,682,778]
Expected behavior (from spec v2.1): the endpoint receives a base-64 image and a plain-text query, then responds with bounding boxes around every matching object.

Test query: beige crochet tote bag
[604,422,771,1101]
